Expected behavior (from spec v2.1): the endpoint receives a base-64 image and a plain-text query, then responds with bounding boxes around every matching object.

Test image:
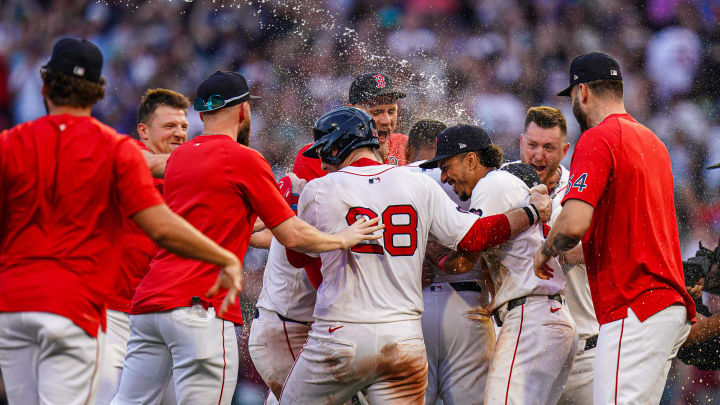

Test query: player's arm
[428,188,553,274]
[141,149,170,179]
[535,131,610,278]
[271,215,382,253]
[131,204,242,314]
[684,313,720,346]
[249,228,273,249]
[559,243,585,265]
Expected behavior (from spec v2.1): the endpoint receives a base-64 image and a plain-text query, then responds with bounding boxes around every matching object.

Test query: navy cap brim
[707,162,720,170]
[250,95,262,100]
[557,85,572,97]
[302,138,326,159]
[418,153,456,169]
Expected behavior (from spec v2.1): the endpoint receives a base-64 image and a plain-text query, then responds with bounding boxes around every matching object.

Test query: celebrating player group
[0,36,697,405]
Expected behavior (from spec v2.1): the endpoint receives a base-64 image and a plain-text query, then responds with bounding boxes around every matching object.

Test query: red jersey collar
[348,158,382,167]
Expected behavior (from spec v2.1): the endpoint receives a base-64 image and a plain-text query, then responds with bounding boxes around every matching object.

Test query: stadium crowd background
[1,0,719,404]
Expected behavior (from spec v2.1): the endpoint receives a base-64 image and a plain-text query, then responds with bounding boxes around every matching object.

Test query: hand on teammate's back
[336,216,384,250]
[529,184,552,222]
[206,259,243,316]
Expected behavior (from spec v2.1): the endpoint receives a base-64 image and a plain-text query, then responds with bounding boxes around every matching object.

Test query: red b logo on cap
[375,74,386,88]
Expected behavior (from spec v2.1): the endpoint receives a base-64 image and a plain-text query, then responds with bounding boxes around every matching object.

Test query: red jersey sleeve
[562,130,613,208]
[114,138,164,217]
[239,151,295,229]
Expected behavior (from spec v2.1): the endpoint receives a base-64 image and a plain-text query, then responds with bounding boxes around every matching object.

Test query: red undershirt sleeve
[457,214,511,253]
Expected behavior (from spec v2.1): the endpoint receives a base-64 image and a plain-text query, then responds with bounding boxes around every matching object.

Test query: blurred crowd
[2,0,720,404]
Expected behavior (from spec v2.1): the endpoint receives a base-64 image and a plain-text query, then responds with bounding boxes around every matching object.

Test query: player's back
[299,161,477,323]
[0,114,162,335]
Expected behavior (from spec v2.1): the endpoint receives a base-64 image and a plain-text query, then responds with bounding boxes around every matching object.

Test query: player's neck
[200,124,239,142]
[544,166,562,194]
[587,99,627,129]
[47,104,92,117]
[341,148,382,168]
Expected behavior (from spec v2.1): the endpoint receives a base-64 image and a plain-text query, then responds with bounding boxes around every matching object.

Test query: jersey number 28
[345,205,418,256]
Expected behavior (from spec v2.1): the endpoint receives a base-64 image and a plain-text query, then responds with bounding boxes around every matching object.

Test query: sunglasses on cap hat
[194,93,249,112]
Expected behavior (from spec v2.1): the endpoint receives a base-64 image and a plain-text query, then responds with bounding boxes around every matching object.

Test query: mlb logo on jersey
[369,177,382,184]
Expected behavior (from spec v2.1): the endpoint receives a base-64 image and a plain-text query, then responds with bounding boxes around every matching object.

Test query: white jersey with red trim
[255,238,317,323]
[298,162,478,323]
[472,169,565,311]
[550,164,599,341]
[404,160,482,284]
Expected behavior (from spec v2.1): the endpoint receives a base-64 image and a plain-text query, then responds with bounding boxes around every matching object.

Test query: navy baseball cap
[349,72,406,105]
[557,52,623,97]
[419,124,492,169]
[194,71,261,112]
[42,38,103,83]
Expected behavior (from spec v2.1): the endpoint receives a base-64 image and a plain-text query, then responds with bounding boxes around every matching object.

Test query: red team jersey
[131,134,295,324]
[293,143,327,181]
[562,113,696,325]
[106,139,166,313]
[385,133,408,166]
[0,115,163,337]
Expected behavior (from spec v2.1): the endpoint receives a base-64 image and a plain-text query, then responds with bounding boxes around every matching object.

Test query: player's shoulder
[478,168,527,190]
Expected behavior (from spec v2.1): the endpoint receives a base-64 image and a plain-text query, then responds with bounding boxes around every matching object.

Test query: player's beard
[237,122,250,146]
[572,96,589,133]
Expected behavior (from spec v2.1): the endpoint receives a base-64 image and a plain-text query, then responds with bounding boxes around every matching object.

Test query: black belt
[493,294,563,327]
[449,281,483,293]
[584,335,598,351]
[253,308,310,325]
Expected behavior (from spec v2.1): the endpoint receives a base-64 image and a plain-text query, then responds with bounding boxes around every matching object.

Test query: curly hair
[40,69,105,108]
[460,144,504,169]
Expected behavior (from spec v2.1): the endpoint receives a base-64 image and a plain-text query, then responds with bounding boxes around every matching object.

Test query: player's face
[237,102,251,146]
[319,147,341,173]
[358,102,398,158]
[439,154,474,201]
[571,85,590,133]
[140,105,188,154]
[520,122,569,185]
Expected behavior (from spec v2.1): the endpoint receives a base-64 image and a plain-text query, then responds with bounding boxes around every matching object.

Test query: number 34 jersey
[298,161,478,324]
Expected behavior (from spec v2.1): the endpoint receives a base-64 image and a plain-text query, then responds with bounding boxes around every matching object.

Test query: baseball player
[517,106,599,405]
[95,88,190,404]
[420,125,577,405]
[113,72,381,405]
[249,130,328,404]
[404,120,495,405]
[0,37,243,405]
[280,107,553,405]
[534,52,696,404]
[348,72,408,165]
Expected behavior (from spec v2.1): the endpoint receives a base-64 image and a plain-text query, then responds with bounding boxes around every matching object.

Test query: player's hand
[286,172,307,195]
[687,278,705,300]
[422,258,435,288]
[529,185,552,223]
[206,257,243,316]
[337,216,384,250]
[533,247,554,280]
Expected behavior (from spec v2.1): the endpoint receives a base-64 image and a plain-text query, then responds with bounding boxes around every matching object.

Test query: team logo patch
[374,74,386,88]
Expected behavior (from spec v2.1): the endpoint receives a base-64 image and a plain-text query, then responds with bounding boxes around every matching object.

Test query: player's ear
[137,123,149,141]
[238,104,246,122]
[562,142,570,157]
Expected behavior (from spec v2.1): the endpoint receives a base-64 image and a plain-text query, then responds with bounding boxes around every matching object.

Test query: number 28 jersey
[298,159,478,323]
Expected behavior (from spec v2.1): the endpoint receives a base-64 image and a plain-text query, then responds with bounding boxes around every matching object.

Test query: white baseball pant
[556,336,595,405]
[422,282,495,405]
[280,319,427,405]
[248,308,311,404]
[0,311,104,405]
[594,305,691,405]
[484,295,577,405]
[111,307,238,405]
[95,309,176,405]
